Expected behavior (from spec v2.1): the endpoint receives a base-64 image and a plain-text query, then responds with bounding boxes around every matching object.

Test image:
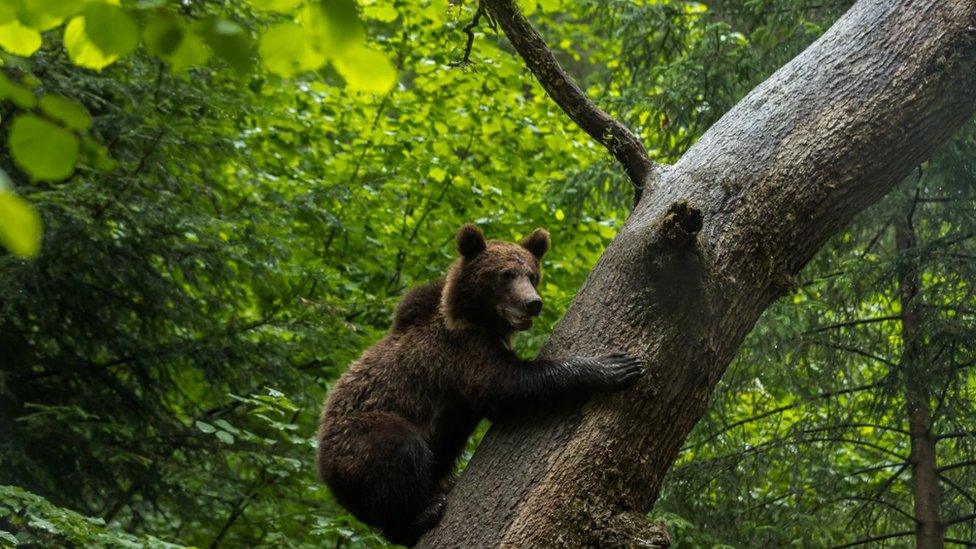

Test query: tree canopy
[1,0,973,547]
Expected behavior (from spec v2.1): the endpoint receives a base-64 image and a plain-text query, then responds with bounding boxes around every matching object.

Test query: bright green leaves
[63,16,115,70]
[0,72,36,108]
[63,3,140,71]
[0,0,395,92]
[0,170,42,258]
[255,0,397,92]
[0,19,42,56]
[4,85,95,183]
[258,22,325,78]
[333,44,398,94]
[79,3,139,57]
[9,115,80,182]
[247,0,303,11]
[38,94,92,131]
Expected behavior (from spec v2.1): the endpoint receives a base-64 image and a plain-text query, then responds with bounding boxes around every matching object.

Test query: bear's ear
[520,228,550,259]
[457,224,487,259]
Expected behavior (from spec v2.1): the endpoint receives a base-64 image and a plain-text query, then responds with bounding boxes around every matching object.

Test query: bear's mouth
[499,307,533,330]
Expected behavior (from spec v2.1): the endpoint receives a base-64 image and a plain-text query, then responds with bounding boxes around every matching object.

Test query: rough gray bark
[896,194,944,549]
[420,1,976,546]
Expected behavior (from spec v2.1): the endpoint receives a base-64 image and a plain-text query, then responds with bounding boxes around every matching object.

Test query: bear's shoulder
[392,279,445,332]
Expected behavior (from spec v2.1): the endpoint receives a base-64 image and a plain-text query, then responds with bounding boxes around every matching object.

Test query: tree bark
[420,1,976,546]
[895,193,944,549]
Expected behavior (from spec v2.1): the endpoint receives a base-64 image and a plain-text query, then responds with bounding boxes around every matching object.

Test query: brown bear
[316,224,645,546]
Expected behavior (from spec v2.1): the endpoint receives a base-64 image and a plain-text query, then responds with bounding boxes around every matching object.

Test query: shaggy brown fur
[316,224,644,545]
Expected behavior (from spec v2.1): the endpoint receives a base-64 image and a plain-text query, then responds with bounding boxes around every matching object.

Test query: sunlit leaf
[0,20,42,57]
[38,94,92,131]
[258,22,325,77]
[63,16,118,69]
[0,72,36,108]
[0,171,42,258]
[333,44,397,94]
[364,4,398,22]
[246,0,303,12]
[298,1,363,57]
[9,114,80,181]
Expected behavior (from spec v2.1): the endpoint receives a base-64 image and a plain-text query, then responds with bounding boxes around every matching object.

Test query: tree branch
[833,531,915,548]
[481,0,657,201]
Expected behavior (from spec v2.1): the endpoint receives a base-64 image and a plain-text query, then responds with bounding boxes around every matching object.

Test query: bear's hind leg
[347,413,444,546]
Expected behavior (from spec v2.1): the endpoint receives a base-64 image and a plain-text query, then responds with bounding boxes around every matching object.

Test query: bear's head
[441,224,550,334]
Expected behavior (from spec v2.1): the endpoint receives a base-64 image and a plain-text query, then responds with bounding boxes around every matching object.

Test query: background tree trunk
[420,1,976,546]
[896,192,944,549]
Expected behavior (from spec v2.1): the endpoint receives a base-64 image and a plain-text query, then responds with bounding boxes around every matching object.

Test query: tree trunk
[895,193,944,549]
[420,1,976,546]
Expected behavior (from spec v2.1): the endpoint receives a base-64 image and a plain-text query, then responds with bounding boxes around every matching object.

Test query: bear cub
[316,224,645,545]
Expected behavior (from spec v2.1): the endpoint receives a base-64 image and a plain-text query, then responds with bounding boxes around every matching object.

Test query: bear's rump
[317,411,435,524]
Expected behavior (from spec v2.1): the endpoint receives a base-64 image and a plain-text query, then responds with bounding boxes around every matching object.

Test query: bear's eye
[529,273,539,285]
[500,270,517,282]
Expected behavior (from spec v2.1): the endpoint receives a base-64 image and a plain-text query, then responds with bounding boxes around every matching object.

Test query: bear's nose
[524,297,543,317]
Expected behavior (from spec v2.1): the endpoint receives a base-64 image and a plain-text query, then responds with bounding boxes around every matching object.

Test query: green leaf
[143,14,210,71]
[333,44,397,94]
[82,3,139,57]
[258,22,325,77]
[0,173,42,258]
[0,72,36,108]
[38,94,92,131]
[299,0,364,57]
[194,420,216,433]
[143,13,184,57]
[0,4,14,25]
[213,419,239,434]
[317,0,362,51]
[364,4,398,22]
[9,115,80,182]
[63,16,118,70]
[197,17,253,73]
[0,20,42,57]
[247,0,302,11]
[0,530,17,545]
[215,430,234,444]
[17,0,83,30]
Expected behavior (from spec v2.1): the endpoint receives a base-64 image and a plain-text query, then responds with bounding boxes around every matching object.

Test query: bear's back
[392,280,444,332]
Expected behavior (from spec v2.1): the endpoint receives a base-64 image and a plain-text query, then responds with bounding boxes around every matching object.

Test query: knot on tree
[647,200,703,254]
[643,200,706,314]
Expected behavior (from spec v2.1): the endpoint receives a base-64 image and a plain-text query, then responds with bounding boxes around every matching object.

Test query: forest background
[0,0,974,547]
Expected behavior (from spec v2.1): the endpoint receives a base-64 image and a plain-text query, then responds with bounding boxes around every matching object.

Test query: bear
[316,224,645,546]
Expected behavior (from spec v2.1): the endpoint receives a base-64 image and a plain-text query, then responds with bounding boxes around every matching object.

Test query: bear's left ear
[520,228,550,259]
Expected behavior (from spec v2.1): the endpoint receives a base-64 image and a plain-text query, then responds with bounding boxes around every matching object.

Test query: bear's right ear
[456,224,486,259]
[520,228,550,259]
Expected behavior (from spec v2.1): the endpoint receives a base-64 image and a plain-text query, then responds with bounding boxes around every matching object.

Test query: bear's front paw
[593,353,646,389]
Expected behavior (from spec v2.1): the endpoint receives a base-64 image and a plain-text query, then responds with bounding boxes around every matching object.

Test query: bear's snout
[524,297,543,317]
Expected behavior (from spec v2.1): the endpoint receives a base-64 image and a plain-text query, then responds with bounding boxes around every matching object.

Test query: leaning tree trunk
[420,1,976,547]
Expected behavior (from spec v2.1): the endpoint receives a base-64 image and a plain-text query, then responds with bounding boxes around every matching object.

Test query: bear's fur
[316,224,644,545]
